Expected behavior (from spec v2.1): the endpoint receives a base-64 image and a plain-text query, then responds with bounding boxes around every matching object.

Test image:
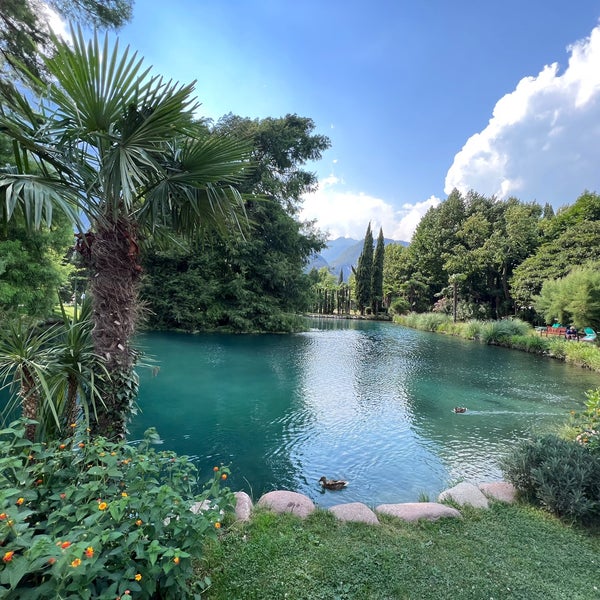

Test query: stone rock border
[224,481,517,525]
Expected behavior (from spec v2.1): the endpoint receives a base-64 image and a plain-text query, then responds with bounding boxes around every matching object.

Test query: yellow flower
[16,497,24,506]
[71,558,82,567]
[134,573,142,581]
[173,556,180,565]
[98,502,108,511]
[121,492,128,498]
[214,522,221,529]
[70,422,76,428]
[135,519,142,526]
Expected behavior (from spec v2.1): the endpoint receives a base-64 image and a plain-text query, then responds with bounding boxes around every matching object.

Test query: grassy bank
[198,504,600,599]
[393,313,600,373]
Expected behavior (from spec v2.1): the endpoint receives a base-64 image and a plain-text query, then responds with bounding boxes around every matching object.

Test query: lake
[131,319,600,507]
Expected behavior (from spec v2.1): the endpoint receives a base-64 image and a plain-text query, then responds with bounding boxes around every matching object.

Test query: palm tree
[0,319,56,441]
[0,301,107,442]
[0,28,250,438]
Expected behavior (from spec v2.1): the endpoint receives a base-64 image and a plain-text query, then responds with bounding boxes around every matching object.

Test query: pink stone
[478,481,518,504]
[257,490,315,518]
[438,482,489,508]
[376,502,462,522]
[234,491,253,521]
[329,502,379,525]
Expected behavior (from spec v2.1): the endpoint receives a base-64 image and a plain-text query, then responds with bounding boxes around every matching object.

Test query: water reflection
[133,321,600,507]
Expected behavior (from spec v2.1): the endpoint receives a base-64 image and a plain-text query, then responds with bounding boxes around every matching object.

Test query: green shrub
[509,334,549,353]
[569,388,600,456]
[479,319,531,344]
[563,342,600,371]
[389,298,409,315]
[462,319,482,340]
[501,434,600,523]
[0,421,234,599]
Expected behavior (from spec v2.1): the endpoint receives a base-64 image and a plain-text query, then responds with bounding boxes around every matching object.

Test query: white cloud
[39,2,70,41]
[301,177,440,242]
[445,23,600,207]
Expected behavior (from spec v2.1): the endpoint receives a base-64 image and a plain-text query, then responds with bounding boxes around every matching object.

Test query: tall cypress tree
[355,223,374,315]
[371,227,385,314]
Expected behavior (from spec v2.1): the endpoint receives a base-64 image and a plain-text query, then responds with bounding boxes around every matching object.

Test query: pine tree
[371,227,385,314]
[355,223,374,315]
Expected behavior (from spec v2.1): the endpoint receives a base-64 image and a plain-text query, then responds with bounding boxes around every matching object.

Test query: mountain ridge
[307,236,408,281]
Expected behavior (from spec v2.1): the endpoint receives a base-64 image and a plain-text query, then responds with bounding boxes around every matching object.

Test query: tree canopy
[141,113,330,333]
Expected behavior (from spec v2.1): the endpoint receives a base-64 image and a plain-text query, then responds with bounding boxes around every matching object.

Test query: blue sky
[52,1,600,241]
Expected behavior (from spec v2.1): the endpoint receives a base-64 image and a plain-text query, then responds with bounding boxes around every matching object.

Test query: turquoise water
[131,319,600,507]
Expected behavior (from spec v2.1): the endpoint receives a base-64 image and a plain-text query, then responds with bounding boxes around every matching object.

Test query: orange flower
[16,497,24,506]
[0,513,6,520]
[214,522,221,529]
[213,466,219,472]
[3,551,14,563]
[221,473,227,480]
[60,541,71,549]
[60,493,66,500]
[173,556,180,565]
[84,546,94,558]
[78,443,85,448]
[48,557,56,565]
[71,558,82,568]
[59,444,66,450]
[135,519,142,526]
[98,502,108,511]
[134,573,142,581]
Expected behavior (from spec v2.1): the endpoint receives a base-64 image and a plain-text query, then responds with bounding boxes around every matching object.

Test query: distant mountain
[306,236,408,280]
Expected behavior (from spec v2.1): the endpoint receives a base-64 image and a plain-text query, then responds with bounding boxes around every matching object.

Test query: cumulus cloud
[41,3,70,40]
[445,24,600,207]
[301,176,440,241]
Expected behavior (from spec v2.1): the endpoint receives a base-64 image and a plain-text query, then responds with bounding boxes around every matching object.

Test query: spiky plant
[0,27,250,438]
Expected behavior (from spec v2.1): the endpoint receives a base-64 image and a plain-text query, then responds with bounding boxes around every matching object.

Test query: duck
[453,407,467,414]
[319,476,348,490]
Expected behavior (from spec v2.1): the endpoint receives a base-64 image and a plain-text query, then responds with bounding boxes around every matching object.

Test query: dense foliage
[0,422,233,599]
[0,216,73,320]
[141,114,330,333]
[0,28,250,438]
[384,189,600,324]
[0,0,132,82]
[501,433,600,524]
[354,223,374,315]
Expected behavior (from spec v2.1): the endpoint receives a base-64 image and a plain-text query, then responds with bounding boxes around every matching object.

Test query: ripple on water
[133,322,598,506]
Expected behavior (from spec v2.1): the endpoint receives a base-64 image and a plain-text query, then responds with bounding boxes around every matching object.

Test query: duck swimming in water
[319,476,348,490]
[453,407,467,413]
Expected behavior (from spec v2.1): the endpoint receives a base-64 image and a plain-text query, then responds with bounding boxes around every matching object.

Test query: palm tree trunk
[88,218,141,439]
[20,367,38,441]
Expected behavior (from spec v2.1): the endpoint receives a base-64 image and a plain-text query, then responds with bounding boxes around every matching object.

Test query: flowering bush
[0,420,234,599]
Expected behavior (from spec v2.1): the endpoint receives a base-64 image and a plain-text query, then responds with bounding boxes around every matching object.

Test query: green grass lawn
[198,503,600,600]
